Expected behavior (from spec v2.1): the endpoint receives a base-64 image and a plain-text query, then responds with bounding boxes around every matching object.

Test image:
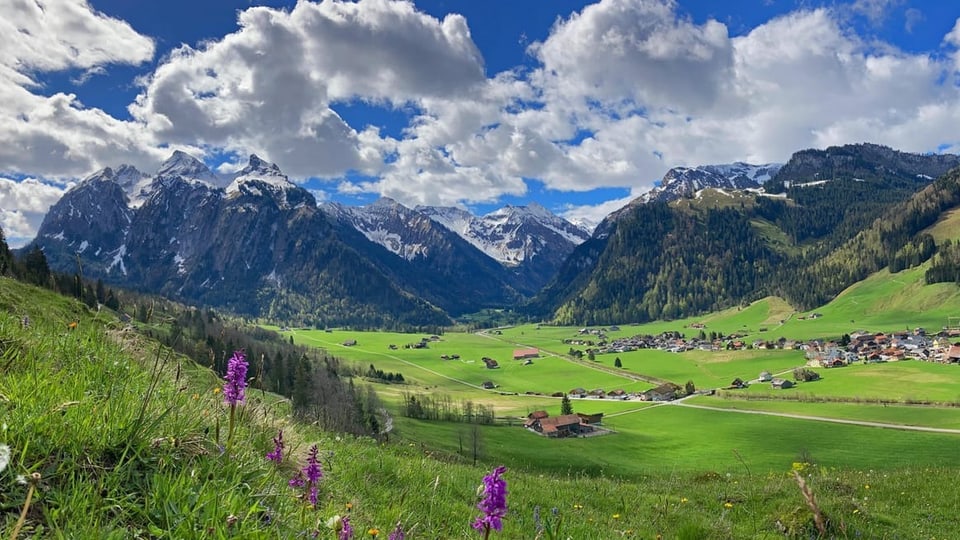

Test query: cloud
[850,0,903,26]
[0,0,164,179]
[3,0,960,230]
[904,8,924,33]
[559,189,643,231]
[0,176,70,245]
[130,0,486,179]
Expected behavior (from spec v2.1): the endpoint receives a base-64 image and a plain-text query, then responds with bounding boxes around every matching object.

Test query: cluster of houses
[563,382,690,402]
[564,326,960,364]
[523,410,605,438]
[804,329,960,366]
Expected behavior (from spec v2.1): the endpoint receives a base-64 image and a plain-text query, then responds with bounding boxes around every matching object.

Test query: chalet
[730,378,747,389]
[588,388,606,398]
[527,414,590,438]
[388,344,397,350]
[946,345,960,363]
[771,378,794,389]
[513,348,540,360]
[577,412,604,425]
[343,339,357,347]
[758,371,773,382]
[609,326,621,332]
[641,383,680,402]
[569,387,587,397]
[482,381,496,390]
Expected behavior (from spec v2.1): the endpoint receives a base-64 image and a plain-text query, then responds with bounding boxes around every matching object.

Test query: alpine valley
[26,143,960,327]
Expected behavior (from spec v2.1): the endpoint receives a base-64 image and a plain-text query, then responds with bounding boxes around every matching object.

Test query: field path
[669,401,960,434]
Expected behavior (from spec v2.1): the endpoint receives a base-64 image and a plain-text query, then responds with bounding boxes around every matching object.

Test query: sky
[1,0,960,246]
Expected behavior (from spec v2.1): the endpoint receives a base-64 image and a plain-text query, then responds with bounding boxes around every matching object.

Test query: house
[513,348,540,360]
[577,412,604,425]
[343,339,357,347]
[482,381,496,390]
[730,378,747,389]
[771,378,794,389]
[946,345,960,363]
[527,414,590,437]
[641,383,680,402]
[569,387,587,397]
[758,371,773,382]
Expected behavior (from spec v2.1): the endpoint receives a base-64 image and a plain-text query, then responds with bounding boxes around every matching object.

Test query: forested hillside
[534,145,960,325]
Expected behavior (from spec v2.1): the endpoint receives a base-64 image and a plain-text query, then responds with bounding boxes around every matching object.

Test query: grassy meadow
[7,273,960,537]
[278,260,960,492]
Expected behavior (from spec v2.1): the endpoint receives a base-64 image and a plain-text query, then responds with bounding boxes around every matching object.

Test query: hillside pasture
[691,395,960,429]
[284,328,648,402]
[396,401,960,475]
[736,360,960,403]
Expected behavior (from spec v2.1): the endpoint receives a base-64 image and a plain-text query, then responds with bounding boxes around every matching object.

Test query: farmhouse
[640,383,680,402]
[482,381,496,389]
[758,371,773,382]
[771,378,794,389]
[482,358,500,369]
[577,412,604,425]
[513,348,540,360]
[525,413,591,438]
[343,339,357,347]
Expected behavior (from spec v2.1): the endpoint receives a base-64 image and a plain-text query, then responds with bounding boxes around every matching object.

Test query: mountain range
[24,142,960,326]
[28,152,590,325]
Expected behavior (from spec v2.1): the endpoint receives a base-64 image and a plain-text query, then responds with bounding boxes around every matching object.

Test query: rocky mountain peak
[156,150,218,182]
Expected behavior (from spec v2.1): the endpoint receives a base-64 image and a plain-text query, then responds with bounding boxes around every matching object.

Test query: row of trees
[400,392,496,425]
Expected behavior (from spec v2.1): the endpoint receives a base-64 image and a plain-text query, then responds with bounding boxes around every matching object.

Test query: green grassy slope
[8,276,960,538]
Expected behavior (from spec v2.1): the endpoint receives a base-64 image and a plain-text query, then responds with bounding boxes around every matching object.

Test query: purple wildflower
[303,444,323,483]
[266,430,284,463]
[289,444,324,507]
[288,471,305,488]
[223,350,248,406]
[388,522,405,540]
[472,465,508,535]
[339,515,353,540]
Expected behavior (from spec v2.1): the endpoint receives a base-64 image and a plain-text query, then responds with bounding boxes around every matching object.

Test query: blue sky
[2,0,960,245]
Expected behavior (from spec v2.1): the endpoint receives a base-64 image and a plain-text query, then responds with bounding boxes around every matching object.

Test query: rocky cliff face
[31,153,449,327]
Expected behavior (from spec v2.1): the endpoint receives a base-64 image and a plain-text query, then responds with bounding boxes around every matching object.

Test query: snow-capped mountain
[320,198,523,314]
[322,198,434,261]
[29,152,450,326]
[416,202,591,266]
[640,162,783,203]
[414,202,592,294]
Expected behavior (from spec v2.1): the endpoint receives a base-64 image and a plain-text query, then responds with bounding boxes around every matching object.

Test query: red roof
[513,348,540,359]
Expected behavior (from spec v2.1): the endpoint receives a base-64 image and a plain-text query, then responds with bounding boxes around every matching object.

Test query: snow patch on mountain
[417,203,590,266]
[641,162,783,203]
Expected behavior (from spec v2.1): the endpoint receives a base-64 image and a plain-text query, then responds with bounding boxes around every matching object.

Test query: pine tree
[560,394,573,415]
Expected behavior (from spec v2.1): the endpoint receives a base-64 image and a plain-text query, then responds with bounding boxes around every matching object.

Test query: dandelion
[472,465,508,538]
[723,502,734,509]
[387,522,405,540]
[680,497,688,504]
[367,528,380,537]
[266,430,284,464]
[612,513,621,520]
